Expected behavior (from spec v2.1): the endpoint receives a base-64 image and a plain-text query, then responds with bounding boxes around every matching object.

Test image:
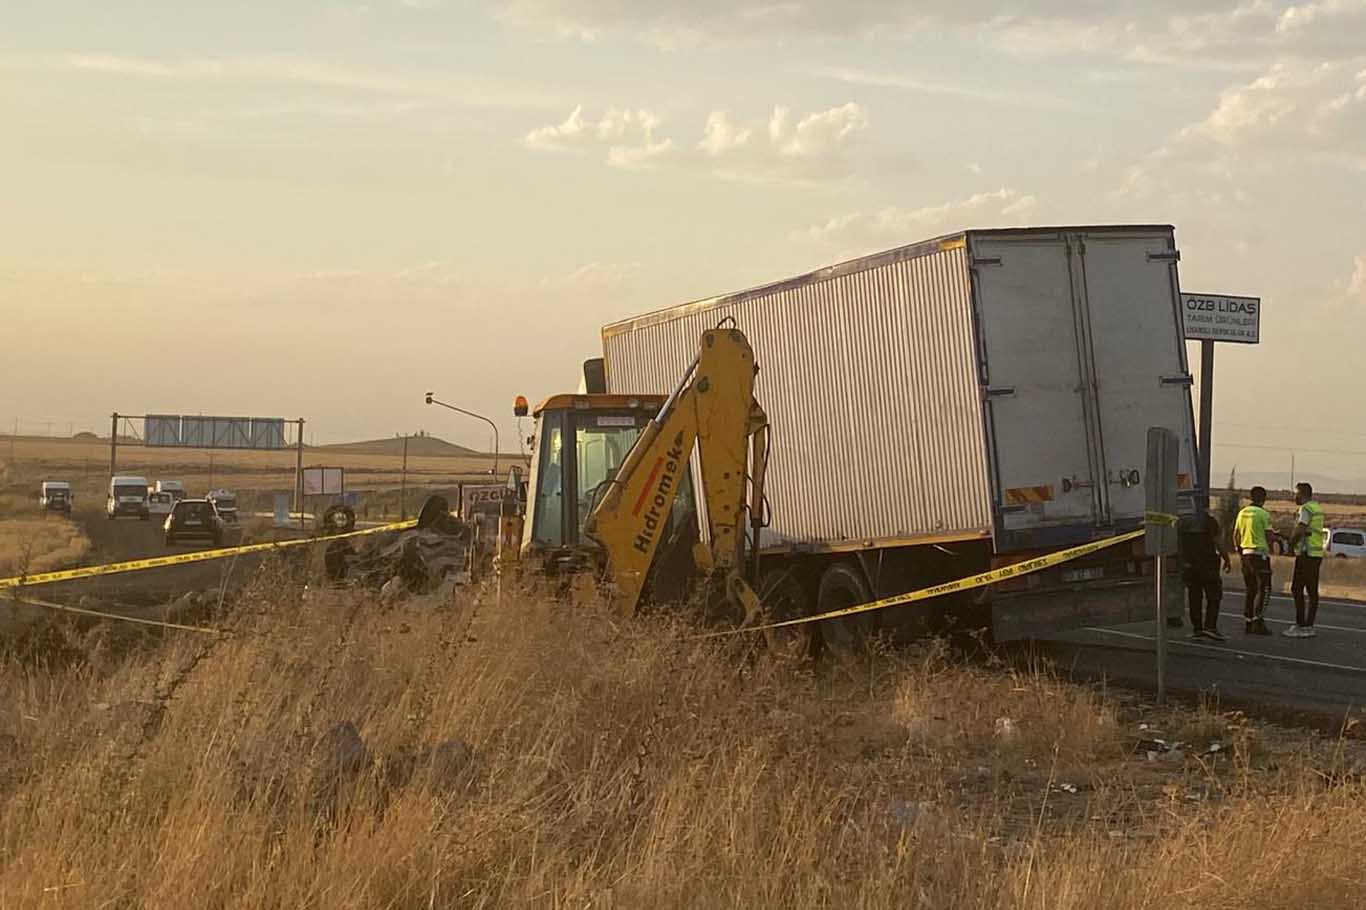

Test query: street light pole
[424,394,499,477]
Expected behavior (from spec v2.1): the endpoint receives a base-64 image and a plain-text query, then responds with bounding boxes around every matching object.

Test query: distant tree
[1216,468,1240,550]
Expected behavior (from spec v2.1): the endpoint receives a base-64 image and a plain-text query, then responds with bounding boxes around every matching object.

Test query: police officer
[1285,482,1326,638]
[1233,486,1275,635]
[1178,506,1231,641]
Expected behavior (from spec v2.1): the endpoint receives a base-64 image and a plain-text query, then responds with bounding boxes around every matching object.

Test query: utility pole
[400,433,410,521]
[295,418,306,530]
[109,413,119,481]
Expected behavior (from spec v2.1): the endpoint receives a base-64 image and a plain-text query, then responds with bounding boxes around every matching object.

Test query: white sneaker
[1282,625,1305,638]
[1301,627,1317,638]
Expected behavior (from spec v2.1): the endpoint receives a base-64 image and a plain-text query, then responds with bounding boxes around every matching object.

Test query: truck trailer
[599,225,1198,641]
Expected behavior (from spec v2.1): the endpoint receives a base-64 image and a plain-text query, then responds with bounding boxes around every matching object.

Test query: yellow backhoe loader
[501,324,770,624]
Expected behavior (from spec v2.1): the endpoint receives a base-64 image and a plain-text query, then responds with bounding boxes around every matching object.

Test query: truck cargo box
[602,225,1198,555]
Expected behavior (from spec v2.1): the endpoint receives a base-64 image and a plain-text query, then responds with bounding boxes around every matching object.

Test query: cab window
[531,411,566,547]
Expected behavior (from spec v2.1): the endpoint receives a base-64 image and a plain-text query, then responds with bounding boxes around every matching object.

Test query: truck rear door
[969,228,1197,551]
[969,233,1100,547]
[1076,230,1198,525]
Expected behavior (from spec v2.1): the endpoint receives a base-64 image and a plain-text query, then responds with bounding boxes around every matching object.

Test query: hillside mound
[318,436,478,457]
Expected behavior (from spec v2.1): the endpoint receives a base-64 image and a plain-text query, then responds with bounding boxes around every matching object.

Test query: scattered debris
[994,717,1018,743]
[325,496,479,600]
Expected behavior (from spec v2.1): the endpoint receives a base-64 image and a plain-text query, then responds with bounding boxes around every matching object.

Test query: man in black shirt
[1178,508,1232,641]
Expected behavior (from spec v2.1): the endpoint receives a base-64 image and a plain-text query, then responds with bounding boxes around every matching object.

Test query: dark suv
[164,499,226,548]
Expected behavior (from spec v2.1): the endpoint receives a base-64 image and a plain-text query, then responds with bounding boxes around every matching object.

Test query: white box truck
[600,225,1198,640]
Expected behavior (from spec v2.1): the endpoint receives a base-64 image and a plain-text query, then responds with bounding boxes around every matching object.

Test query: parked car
[1326,527,1366,559]
[206,489,239,523]
[107,475,150,520]
[164,499,226,547]
[147,490,176,518]
[39,481,73,513]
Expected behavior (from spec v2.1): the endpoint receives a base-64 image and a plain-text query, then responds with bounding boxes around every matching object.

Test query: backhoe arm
[586,327,766,617]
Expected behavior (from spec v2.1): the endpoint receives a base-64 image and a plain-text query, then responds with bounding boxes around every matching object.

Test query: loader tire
[815,562,874,656]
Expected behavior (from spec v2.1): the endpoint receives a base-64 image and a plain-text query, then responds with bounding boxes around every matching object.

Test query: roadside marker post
[1146,427,1180,705]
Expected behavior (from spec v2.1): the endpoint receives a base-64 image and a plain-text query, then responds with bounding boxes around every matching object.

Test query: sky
[1,0,1364,485]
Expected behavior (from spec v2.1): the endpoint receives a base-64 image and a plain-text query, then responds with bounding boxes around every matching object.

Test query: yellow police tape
[8,594,225,635]
[1144,511,1180,527]
[695,528,1146,639]
[0,520,417,591]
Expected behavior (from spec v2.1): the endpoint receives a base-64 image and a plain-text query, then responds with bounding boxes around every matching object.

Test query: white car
[1326,527,1366,559]
[147,491,176,518]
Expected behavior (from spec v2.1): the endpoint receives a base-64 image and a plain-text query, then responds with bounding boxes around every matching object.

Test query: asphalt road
[1038,590,1366,726]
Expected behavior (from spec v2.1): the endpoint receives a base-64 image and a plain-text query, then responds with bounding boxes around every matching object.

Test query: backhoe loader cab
[520,394,695,568]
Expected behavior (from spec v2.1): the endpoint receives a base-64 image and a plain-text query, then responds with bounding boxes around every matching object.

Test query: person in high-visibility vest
[1285,482,1326,638]
[1233,486,1275,635]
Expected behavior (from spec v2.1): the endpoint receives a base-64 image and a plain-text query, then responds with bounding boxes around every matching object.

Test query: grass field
[0,516,91,578]
[0,436,518,524]
[2,565,1365,907]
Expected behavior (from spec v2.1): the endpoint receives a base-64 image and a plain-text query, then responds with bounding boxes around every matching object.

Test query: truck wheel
[759,568,815,660]
[815,562,875,655]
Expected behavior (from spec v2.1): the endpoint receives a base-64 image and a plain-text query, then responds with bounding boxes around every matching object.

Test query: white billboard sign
[461,484,506,517]
[301,466,345,496]
[1180,292,1260,344]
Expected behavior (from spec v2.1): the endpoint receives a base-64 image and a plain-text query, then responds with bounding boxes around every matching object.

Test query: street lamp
[424,393,499,477]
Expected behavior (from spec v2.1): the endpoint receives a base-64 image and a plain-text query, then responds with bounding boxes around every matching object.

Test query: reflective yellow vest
[1234,504,1270,553]
[1300,500,1325,558]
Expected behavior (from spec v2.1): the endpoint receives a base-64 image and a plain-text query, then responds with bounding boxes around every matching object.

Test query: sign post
[1146,427,1180,705]
[1180,292,1261,508]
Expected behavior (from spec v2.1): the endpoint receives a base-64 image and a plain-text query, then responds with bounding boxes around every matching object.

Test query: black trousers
[1183,566,1223,631]
[1240,553,1272,621]
[1292,556,1322,627]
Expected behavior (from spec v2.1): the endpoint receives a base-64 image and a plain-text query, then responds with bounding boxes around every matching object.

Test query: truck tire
[815,562,875,655]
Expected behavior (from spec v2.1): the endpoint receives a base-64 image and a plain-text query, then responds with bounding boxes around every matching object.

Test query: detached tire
[816,562,874,655]
[321,505,357,534]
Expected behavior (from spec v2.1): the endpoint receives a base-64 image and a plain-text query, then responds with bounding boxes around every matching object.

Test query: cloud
[539,262,643,289]
[1190,59,1366,147]
[9,52,561,110]
[1349,252,1366,299]
[795,189,1039,256]
[1117,57,1366,202]
[501,0,1366,68]
[524,103,870,182]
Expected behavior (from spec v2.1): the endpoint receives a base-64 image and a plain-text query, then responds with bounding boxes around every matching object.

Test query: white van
[107,475,150,520]
[40,481,73,513]
[154,480,186,501]
[1326,527,1366,559]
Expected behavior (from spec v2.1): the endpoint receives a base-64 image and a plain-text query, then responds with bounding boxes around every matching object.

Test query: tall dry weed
[1,567,1364,908]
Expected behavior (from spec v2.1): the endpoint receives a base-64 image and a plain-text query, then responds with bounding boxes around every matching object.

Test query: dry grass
[1222,554,1366,600]
[2,567,1365,908]
[0,517,91,577]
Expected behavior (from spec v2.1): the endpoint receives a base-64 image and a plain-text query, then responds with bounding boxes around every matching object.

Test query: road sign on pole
[1181,292,1261,510]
